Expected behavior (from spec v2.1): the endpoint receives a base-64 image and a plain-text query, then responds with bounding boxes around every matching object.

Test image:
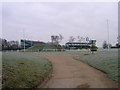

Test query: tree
[103,41,108,49]
[8,41,20,50]
[59,34,63,42]
[77,36,81,43]
[2,39,8,50]
[69,36,75,43]
[117,35,120,44]
[108,44,112,48]
[1,38,20,50]
[51,34,63,46]
[86,37,89,42]
[116,43,120,48]
[51,35,54,44]
[51,35,59,44]
[117,35,120,48]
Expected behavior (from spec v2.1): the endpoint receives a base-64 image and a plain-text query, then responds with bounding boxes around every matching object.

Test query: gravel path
[31,54,118,88]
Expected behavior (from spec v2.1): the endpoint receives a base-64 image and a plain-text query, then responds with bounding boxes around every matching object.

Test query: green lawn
[74,49,119,82]
[26,43,63,52]
[2,52,52,88]
[2,49,119,88]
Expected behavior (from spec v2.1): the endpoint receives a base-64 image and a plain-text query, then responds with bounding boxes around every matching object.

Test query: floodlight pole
[31,36,32,47]
[31,40,32,47]
[23,29,26,52]
[107,19,110,51]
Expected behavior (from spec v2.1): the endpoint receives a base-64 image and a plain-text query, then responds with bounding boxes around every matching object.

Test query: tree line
[1,35,119,51]
[0,38,21,51]
[103,35,120,49]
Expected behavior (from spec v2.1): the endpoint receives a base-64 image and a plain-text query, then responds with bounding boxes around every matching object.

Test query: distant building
[20,39,45,49]
[111,43,120,48]
[65,40,96,49]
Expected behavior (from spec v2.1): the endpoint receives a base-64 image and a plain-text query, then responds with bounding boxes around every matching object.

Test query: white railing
[42,49,65,51]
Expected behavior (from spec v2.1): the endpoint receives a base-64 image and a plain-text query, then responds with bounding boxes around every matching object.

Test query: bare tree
[117,35,120,45]
[80,37,85,42]
[54,36,59,45]
[85,37,89,50]
[51,35,54,44]
[83,37,85,42]
[59,34,63,42]
[51,34,63,46]
[69,36,75,43]
[77,36,81,43]
[116,35,120,48]
[86,37,89,42]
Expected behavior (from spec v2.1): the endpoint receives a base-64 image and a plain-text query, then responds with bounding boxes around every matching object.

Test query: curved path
[31,54,118,88]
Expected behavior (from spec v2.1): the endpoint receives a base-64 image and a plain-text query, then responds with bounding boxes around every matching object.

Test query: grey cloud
[2,2,118,47]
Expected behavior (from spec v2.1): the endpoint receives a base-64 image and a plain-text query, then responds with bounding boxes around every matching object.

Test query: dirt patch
[28,54,118,88]
[76,83,90,88]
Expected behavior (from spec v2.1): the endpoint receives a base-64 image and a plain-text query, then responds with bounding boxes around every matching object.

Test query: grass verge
[2,52,52,88]
[74,49,119,82]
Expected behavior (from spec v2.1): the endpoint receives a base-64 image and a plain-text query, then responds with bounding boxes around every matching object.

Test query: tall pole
[107,19,110,51]
[31,36,32,47]
[23,29,25,52]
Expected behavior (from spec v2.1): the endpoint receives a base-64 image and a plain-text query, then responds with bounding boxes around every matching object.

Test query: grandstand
[21,39,97,50]
[65,40,96,49]
[20,39,45,49]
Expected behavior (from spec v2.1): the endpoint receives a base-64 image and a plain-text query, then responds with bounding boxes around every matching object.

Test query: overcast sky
[2,2,118,47]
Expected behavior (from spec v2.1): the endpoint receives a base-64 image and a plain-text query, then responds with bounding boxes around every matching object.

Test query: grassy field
[2,52,52,88]
[74,49,119,82]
